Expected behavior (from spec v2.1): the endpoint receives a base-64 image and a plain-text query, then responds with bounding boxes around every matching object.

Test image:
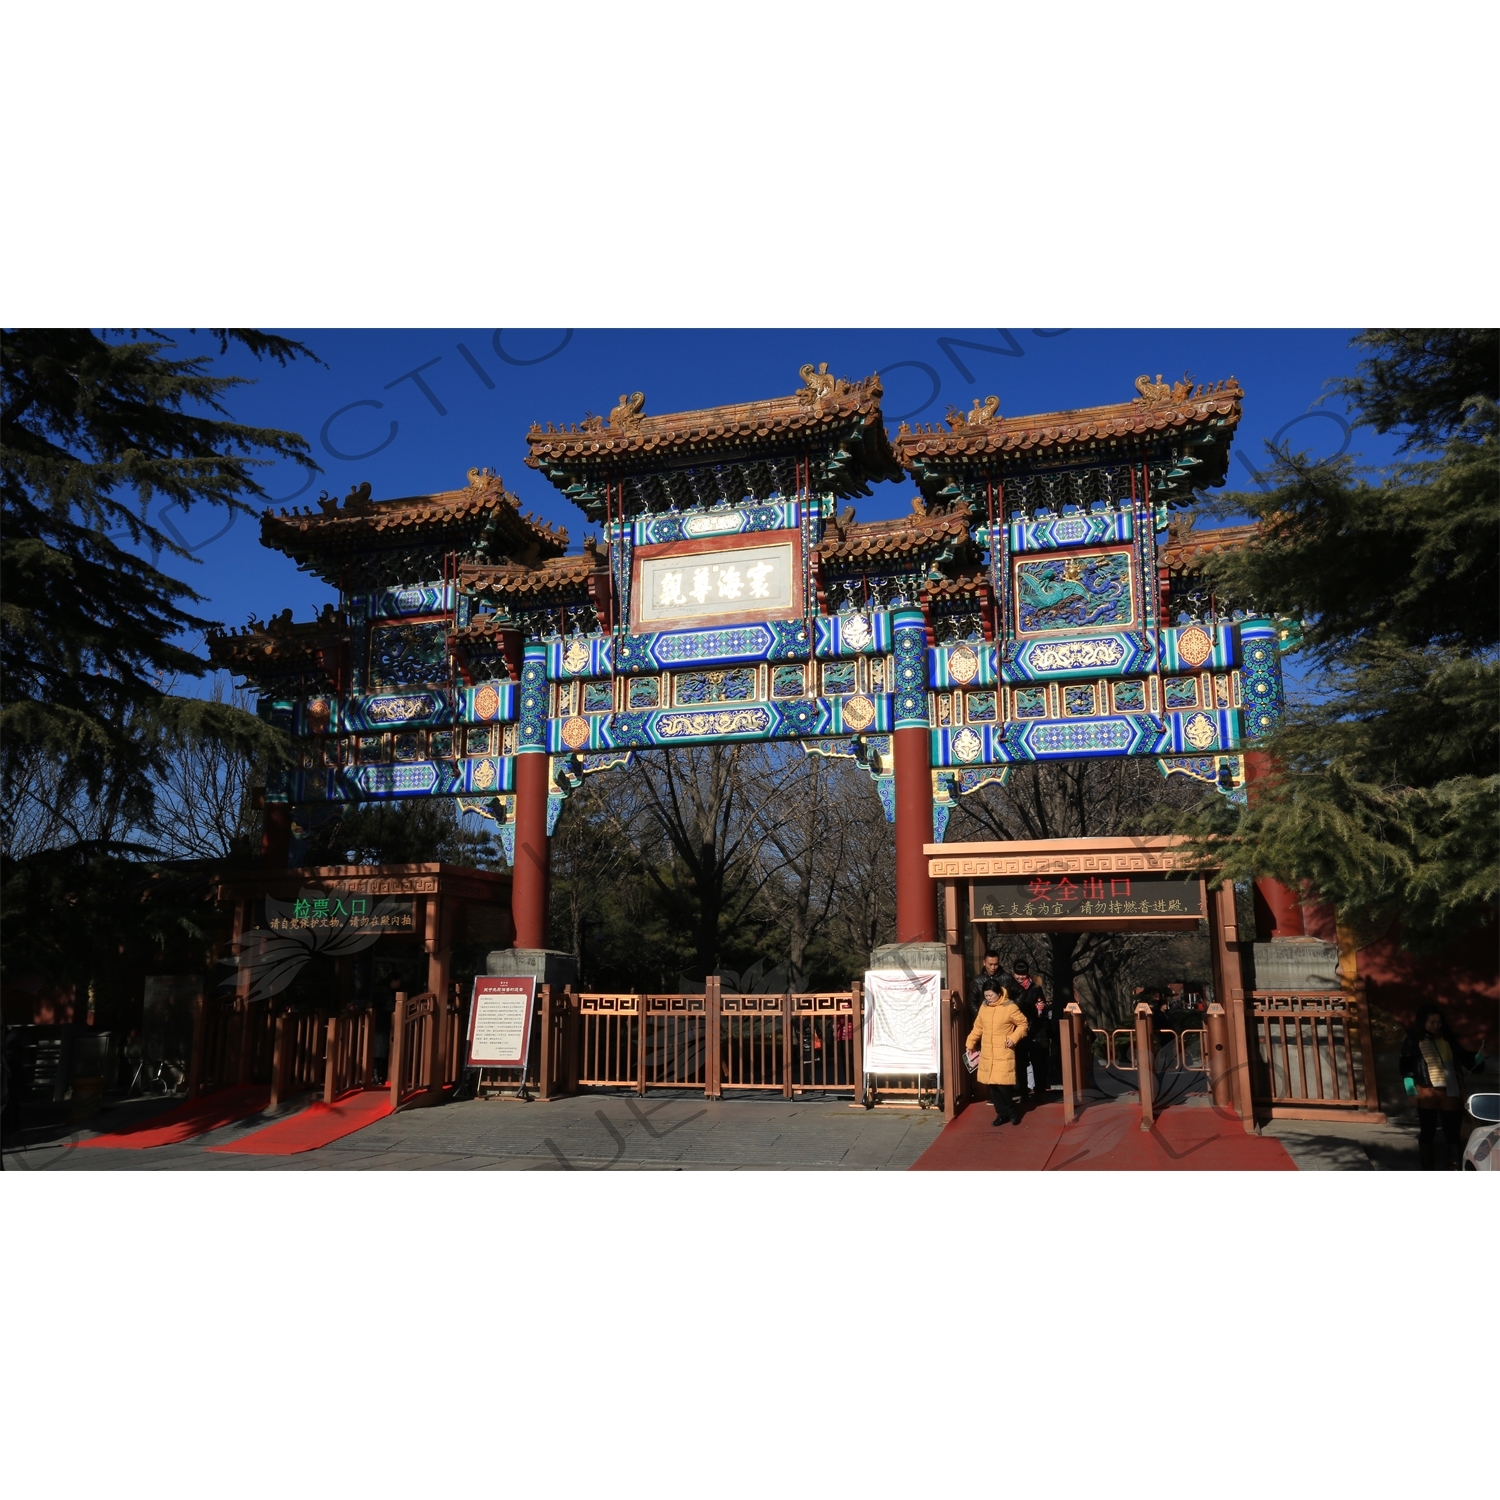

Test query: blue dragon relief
[1016,551,1134,635]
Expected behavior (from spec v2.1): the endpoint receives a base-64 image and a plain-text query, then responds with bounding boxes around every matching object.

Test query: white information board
[467,976,536,1069]
[862,969,943,1076]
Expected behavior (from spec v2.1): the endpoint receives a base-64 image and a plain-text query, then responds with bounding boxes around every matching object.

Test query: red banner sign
[467,976,536,1069]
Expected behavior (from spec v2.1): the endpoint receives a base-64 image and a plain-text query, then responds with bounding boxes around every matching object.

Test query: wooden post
[637,994,648,1097]
[563,987,579,1095]
[705,976,721,1100]
[389,991,407,1111]
[187,993,208,1100]
[426,895,450,1096]
[1135,1001,1155,1130]
[538,984,555,1102]
[851,979,865,1101]
[323,1013,339,1105]
[1208,879,1257,1128]
[360,1007,375,1089]
[1205,1002,1233,1107]
[268,1011,288,1110]
[941,989,959,1120]
[1060,1002,1082,1126]
[782,993,794,1099]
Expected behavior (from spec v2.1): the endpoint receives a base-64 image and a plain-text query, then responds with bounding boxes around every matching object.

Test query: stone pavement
[2,1090,948,1171]
[3,1088,1437,1171]
[1262,1116,1423,1170]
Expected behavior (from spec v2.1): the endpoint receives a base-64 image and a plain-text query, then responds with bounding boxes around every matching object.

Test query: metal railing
[571,982,863,1098]
[788,992,859,1091]
[1253,991,1370,1108]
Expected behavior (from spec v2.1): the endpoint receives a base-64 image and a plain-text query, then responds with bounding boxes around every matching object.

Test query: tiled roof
[207,604,346,690]
[814,506,971,566]
[460,540,609,600]
[525,367,904,516]
[260,469,569,586]
[1163,520,1258,575]
[895,377,1245,509]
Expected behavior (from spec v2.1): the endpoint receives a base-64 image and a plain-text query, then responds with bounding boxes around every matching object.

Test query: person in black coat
[1400,1008,1487,1170]
[1010,958,1056,1101]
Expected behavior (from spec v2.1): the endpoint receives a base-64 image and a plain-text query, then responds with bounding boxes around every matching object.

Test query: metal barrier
[577,993,641,1088]
[719,993,786,1093]
[1253,991,1371,1108]
[269,1009,327,1110]
[643,994,709,1091]
[788,992,858,1092]
[571,983,863,1098]
[324,1007,375,1103]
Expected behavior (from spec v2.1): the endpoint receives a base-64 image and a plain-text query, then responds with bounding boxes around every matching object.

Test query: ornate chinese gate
[211,365,1303,1026]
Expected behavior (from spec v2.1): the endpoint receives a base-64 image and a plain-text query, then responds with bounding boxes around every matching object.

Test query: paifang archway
[211,365,1295,967]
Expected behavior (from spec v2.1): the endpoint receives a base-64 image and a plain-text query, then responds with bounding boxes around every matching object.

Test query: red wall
[1303,903,1499,1051]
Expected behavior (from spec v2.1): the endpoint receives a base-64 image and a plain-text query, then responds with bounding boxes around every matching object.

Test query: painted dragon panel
[1014,548,1136,637]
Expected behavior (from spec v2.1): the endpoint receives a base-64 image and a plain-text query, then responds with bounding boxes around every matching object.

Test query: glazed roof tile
[814,507,970,565]
[892,378,1244,462]
[460,540,609,600]
[260,469,569,587]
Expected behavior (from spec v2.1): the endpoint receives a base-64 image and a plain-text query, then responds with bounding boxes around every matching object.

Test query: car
[1462,1091,1500,1171]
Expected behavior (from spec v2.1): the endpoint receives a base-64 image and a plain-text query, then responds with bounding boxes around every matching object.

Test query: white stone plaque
[634,538,799,628]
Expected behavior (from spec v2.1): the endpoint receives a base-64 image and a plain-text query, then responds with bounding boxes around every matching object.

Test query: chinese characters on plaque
[970,873,1203,923]
[634,539,799,627]
[267,893,414,931]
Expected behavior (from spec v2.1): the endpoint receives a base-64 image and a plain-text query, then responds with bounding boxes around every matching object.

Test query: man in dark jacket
[1011,958,1055,1101]
[967,951,1007,1025]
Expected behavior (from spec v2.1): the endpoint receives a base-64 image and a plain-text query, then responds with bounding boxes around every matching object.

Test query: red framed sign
[467,975,537,1069]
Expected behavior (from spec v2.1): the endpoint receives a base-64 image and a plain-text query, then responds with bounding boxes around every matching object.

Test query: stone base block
[486,948,579,989]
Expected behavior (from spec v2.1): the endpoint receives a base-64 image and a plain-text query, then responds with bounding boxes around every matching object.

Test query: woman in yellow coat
[966,983,1029,1126]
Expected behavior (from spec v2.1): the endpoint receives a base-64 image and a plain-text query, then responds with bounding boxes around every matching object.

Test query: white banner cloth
[863,969,943,1076]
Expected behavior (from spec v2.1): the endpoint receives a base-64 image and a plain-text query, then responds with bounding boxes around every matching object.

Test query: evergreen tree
[1,328,319,839]
[1188,328,1499,948]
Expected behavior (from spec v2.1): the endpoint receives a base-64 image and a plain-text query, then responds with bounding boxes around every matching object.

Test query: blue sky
[144,328,1403,658]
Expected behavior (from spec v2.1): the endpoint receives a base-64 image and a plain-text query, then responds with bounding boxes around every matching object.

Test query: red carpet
[206,1089,393,1155]
[78,1086,272,1149]
[911,1099,1296,1171]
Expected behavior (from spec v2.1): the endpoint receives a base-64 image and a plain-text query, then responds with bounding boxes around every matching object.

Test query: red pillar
[894,725,936,942]
[512,749,551,950]
[1243,750,1305,938]
[260,803,291,868]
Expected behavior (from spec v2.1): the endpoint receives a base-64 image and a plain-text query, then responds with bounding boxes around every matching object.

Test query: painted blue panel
[1160,708,1242,754]
[813,611,893,658]
[614,619,814,672]
[459,679,517,724]
[1000,632,1157,683]
[632,500,800,547]
[338,691,456,733]
[1159,623,1236,672]
[891,610,929,728]
[1008,511,1133,554]
[349,581,455,619]
[1237,617,1283,742]
[1016,551,1136,635]
[547,634,614,678]
[928,641,998,689]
